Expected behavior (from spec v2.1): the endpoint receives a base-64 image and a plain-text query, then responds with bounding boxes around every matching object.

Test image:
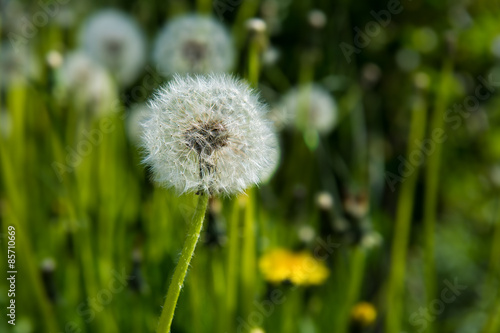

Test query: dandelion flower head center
[184,119,229,158]
[103,37,124,57]
[182,40,208,66]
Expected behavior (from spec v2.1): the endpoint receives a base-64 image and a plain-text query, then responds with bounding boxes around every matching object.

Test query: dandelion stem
[225,198,241,332]
[156,194,209,333]
[241,188,257,317]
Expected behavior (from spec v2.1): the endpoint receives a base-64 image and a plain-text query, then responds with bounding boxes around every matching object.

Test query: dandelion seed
[55,52,116,116]
[141,74,279,196]
[153,15,234,77]
[274,84,338,135]
[79,9,146,87]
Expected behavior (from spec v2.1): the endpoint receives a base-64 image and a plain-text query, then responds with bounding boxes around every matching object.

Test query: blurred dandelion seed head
[56,52,117,115]
[316,191,334,210]
[153,14,234,77]
[46,50,63,69]
[308,9,327,29]
[141,74,279,196]
[274,84,338,134]
[0,42,38,86]
[79,9,146,87]
[246,18,267,34]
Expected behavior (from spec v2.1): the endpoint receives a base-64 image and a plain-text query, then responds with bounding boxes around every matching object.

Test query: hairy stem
[156,194,209,333]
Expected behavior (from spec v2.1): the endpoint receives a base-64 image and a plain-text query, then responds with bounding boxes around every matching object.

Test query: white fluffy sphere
[56,52,116,116]
[141,74,279,195]
[79,10,146,87]
[276,84,338,134]
[153,15,234,77]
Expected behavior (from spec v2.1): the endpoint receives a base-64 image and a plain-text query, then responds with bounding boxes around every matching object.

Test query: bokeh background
[1,0,500,332]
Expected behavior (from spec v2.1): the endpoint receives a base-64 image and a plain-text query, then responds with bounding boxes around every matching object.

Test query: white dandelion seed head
[0,42,39,86]
[141,74,279,196]
[246,18,267,33]
[126,103,151,145]
[276,84,338,134]
[46,50,63,69]
[153,14,235,77]
[56,52,117,116]
[308,9,327,29]
[79,9,146,87]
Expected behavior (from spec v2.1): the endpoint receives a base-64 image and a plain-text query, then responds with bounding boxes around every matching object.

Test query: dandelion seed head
[153,15,234,77]
[46,50,63,69]
[0,42,39,86]
[56,52,116,116]
[141,74,279,196]
[275,84,338,134]
[79,9,146,87]
[316,191,334,210]
[246,18,267,33]
[308,9,327,29]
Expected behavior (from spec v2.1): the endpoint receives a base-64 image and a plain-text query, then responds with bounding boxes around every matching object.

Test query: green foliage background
[1,0,500,332]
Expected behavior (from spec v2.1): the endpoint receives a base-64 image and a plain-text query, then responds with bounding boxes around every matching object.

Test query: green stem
[385,92,428,333]
[196,0,211,14]
[241,189,257,318]
[225,199,241,332]
[337,246,367,333]
[422,61,453,333]
[482,196,500,333]
[156,194,209,333]
[248,39,261,88]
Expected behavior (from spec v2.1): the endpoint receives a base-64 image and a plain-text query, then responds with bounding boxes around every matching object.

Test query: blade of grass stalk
[335,246,367,333]
[481,196,500,333]
[3,204,60,332]
[385,92,428,333]
[232,0,261,51]
[422,60,453,333]
[248,37,261,88]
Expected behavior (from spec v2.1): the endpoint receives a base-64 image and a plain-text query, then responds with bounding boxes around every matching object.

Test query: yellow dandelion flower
[350,302,377,327]
[259,248,329,286]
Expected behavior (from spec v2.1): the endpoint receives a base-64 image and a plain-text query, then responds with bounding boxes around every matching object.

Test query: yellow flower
[259,248,329,286]
[350,302,377,327]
